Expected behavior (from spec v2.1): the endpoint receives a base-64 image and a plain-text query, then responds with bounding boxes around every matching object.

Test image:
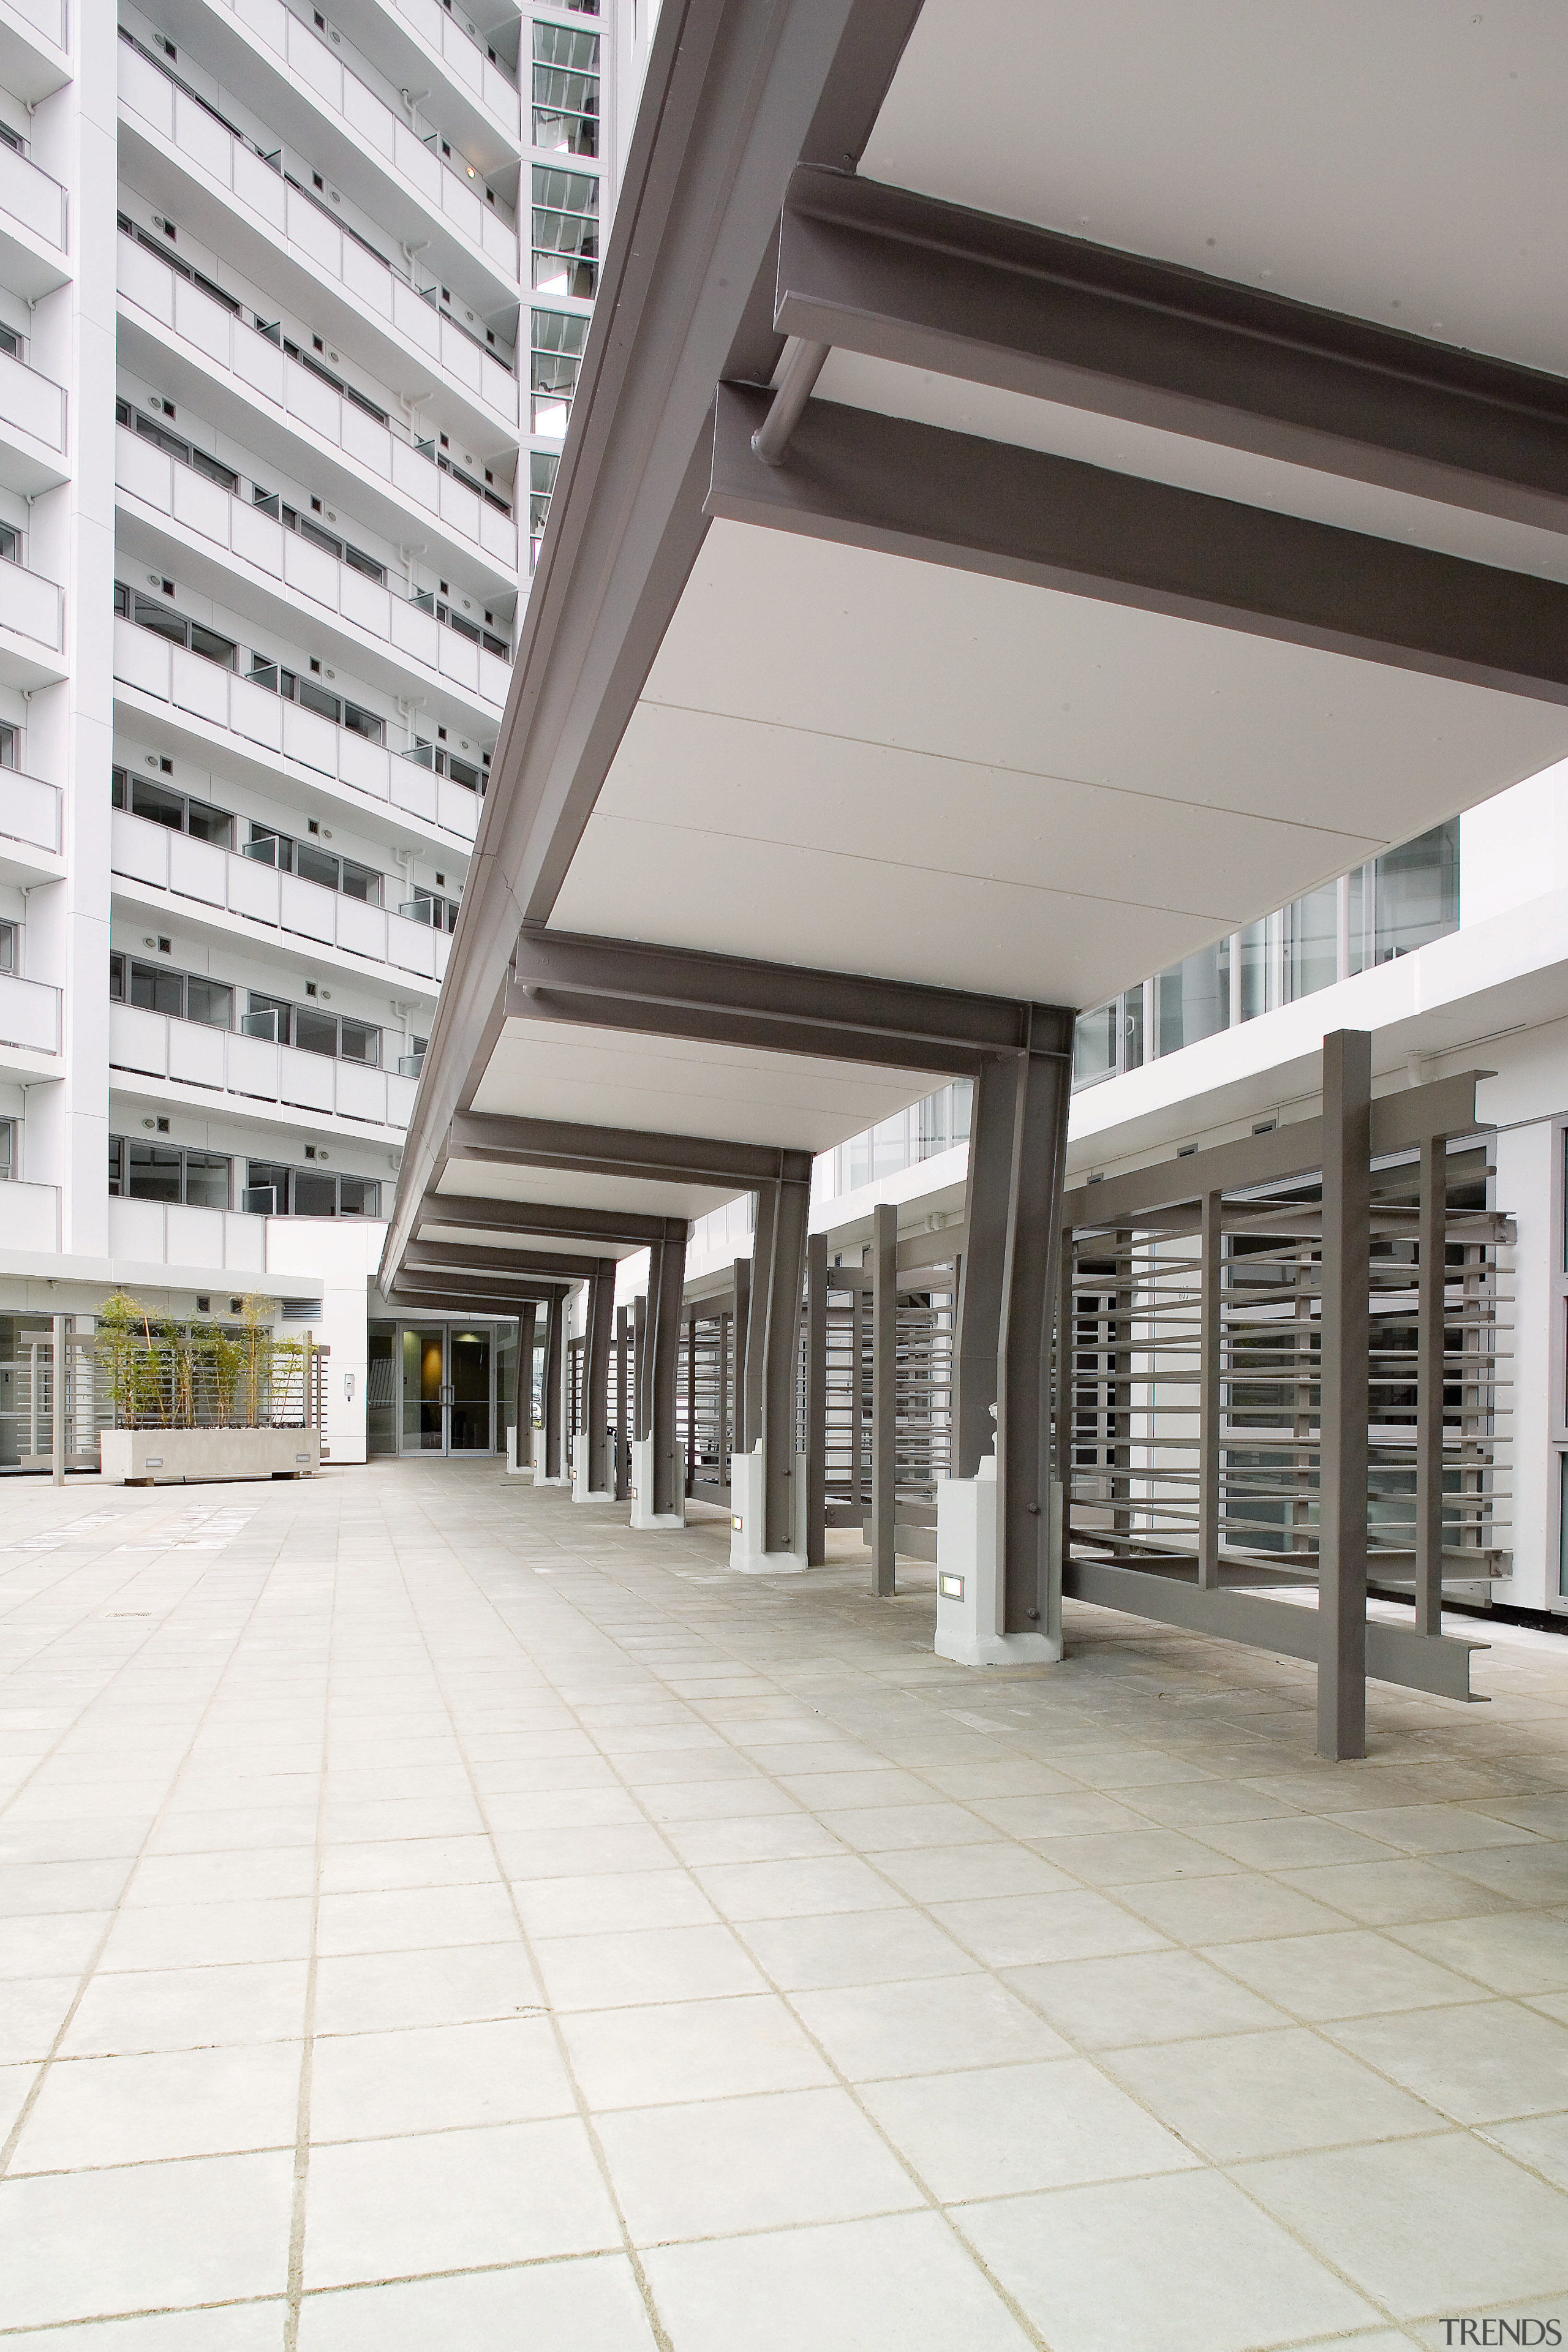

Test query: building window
[244,1159,379,1217]
[115,398,239,493]
[532,167,598,299]
[0,922,15,978]
[111,768,233,848]
[530,308,587,439]
[113,583,237,669]
[530,451,560,565]
[242,823,382,903]
[0,1118,15,1179]
[243,658,384,745]
[241,992,380,1065]
[533,22,599,156]
[1375,820,1460,961]
[109,1137,231,1207]
[110,954,232,1028]
[0,722,15,768]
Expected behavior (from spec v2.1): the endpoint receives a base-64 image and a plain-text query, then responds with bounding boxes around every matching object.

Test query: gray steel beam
[507,926,1061,1076]
[709,386,1568,706]
[649,1233,688,1517]
[1064,1559,1485,1704]
[774,164,1568,536]
[584,1263,616,1494]
[418,1193,692,1248]
[760,1173,810,1554]
[449,1110,812,1193]
[870,1201,897,1597]
[405,1240,608,1284]
[806,1232,827,1567]
[543,1293,565,1481]
[1318,1030,1372,1762]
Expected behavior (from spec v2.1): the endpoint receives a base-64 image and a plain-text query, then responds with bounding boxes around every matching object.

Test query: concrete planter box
[99,1428,320,1485]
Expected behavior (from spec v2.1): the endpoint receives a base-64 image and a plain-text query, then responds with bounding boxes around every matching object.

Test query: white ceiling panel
[862,0,1568,374]
[418,1223,646,1264]
[433,1161,737,1223]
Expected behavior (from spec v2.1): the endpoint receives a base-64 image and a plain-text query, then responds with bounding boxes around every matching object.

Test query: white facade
[0,0,638,1463]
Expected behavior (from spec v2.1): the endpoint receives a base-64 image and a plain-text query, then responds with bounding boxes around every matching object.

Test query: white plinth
[935,1456,1062,1665]
[628,1436,684,1528]
[504,1424,531,1477]
[729,1443,807,1574]
[570,1428,612,1502]
[532,1423,567,1487]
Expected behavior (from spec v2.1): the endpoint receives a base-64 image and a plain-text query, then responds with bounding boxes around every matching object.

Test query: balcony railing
[394,0,521,123]
[0,550,62,655]
[112,617,481,847]
[116,39,520,426]
[116,228,519,565]
[110,1001,420,1129]
[108,1194,284,1275]
[4,0,65,50]
[0,769,61,857]
[0,128,65,251]
[111,806,451,984]
[0,970,59,1055]
[115,426,511,707]
[0,346,64,455]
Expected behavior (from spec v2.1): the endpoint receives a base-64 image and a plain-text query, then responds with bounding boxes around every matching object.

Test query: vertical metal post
[1416,1131,1446,1635]
[806,1232,827,1566]
[543,1292,565,1479]
[999,1025,1075,1634]
[1317,1028,1371,1762]
[685,1308,696,1496]
[633,1285,649,1442]
[870,1202,897,1596]
[50,1314,65,1486]
[743,1187,775,1452]
[614,1304,630,1499]
[732,1256,750,1455]
[650,1227,687,1517]
[954,1054,1016,1477]
[761,1176,810,1554]
[1197,1189,1223,1586]
[585,1262,614,1494]
[517,1303,537,1464]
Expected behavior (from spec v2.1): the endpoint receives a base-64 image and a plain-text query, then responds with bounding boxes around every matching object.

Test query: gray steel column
[585,1261,615,1494]
[1416,1132,1446,1635]
[51,1314,64,1487]
[614,1303,631,1499]
[743,1189,776,1452]
[761,1175,810,1554]
[806,1232,827,1566]
[955,1055,1017,1477]
[1198,1189,1223,1587]
[518,1302,537,1464]
[870,1202,897,1596]
[1318,1028,1371,1761]
[633,1285,649,1444]
[733,1256,750,1461]
[543,1293,565,1480]
[650,1227,687,1517]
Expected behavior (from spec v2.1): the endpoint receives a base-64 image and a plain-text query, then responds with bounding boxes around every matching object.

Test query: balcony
[0,127,67,296]
[0,767,61,884]
[0,345,66,494]
[0,549,64,689]
[116,37,520,434]
[0,969,59,1057]
[113,616,481,848]
[116,229,519,580]
[110,1001,419,1131]
[108,1193,270,1277]
[0,1176,58,1251]
[0,0,69,105]
[111,805,451,986]
[115,426,511,715]
[325,0,522,148]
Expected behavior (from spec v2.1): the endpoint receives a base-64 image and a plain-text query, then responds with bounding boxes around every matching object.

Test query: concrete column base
[935,1456,1063,1667]
[729,1444,808,1574]
[629,1436,685,1528]
[532,1423,568,1487]
[503,1425,531,1477]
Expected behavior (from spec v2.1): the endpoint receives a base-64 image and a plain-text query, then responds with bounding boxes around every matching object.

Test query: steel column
[584,1262,615,1494]
[870,1202,897,1596]
[761,1175,810,1554]
[1198,1189,1223,1587]
[650,1229,687,1517]
[1318,1029,1372,1761]
[956,1055,1016,1477]
[1416,1133,1447,1635]
[743,1188,776,1452]
[518,1302,537,1463]
[733,1255,750,1455]
[543,1293,565,1480]
[806,1232,827,1566]
[633,1289,648,1443]
[614,1305,631,1501]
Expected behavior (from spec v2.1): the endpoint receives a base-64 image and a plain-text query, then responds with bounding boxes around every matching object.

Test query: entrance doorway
[389,1323,496,1457]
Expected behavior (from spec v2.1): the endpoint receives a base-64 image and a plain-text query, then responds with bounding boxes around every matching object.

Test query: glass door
[401,1327,446,1452]
[448,1329,492,1452]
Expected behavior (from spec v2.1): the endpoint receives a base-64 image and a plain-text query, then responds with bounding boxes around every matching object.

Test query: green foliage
[93,1292,307,1428]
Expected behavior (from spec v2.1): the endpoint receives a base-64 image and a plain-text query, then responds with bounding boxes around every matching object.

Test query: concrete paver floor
[2,1458,1567,2348]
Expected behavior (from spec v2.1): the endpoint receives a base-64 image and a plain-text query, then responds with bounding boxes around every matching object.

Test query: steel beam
[1318,1030,1372,1762]
[709,386,1568,706]
[405,1240,608,1284]
[449,1110,813,1193]
[543,1293,565,1482]
[870,1202,897,1596]
[584,1262,616,1494]
[774,164,1568,536]
[806,1232,827,1567]
[507,926,1058,1076]
[419,1193,691,1249]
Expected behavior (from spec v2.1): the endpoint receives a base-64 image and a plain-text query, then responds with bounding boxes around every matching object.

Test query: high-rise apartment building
[0,0,649,1466]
